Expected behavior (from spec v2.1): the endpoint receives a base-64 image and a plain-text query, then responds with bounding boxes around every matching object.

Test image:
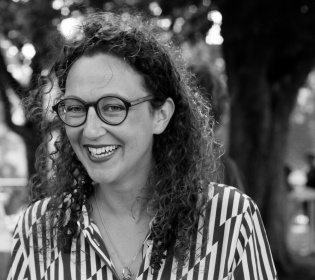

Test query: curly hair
[25,10,220,271]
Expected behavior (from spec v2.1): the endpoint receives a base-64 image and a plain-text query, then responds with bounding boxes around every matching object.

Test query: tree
[214,0,315,276]
[0,0,61,176]
[153,0,315,277]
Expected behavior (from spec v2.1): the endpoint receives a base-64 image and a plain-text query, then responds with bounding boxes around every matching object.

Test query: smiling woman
[62,54,172,188]
[6,10,278,280]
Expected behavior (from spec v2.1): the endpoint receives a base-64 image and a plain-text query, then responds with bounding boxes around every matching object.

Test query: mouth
[86,145,119,159]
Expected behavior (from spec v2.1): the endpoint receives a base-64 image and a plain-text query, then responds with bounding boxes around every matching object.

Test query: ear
[153,97,175,135]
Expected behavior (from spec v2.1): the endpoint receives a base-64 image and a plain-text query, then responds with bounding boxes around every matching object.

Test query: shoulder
[200,183,263,257]
[15,195,72,238]
[206,182,259,223]
[16,198,51,232]
[209,182,251,204]
[199,183,277,279]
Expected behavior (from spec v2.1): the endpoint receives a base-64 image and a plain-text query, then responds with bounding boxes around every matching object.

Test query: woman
[7,12,277,280]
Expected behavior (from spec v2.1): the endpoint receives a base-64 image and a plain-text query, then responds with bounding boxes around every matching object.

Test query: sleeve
[6,214,31,280]
[232,199,278,280]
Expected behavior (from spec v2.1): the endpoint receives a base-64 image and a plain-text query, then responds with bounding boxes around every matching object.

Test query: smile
[87,145,118,158]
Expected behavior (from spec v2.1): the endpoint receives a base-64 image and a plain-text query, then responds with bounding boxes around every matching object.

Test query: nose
[82,107,107,139]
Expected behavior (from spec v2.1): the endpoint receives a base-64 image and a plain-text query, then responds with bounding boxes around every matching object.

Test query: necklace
[94,191,144,280]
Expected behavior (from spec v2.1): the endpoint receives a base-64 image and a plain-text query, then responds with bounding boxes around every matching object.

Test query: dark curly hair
[25,10,220,271]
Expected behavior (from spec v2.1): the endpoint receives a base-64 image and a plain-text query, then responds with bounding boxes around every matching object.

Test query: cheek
[65,127,81,149]
[66,127,76,139]
[130,129,154,151]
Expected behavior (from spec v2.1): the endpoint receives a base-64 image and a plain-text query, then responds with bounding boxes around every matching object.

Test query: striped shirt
[7,184,278,280]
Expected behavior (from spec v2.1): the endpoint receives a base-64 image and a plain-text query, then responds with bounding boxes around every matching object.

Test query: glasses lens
[58,99,86,126]
[98,97,127,124]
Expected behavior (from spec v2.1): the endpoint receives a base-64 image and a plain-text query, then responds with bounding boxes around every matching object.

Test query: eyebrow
[63,93,125,100]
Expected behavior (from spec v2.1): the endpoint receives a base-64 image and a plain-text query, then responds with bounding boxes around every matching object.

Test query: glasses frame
[52,95,156,127]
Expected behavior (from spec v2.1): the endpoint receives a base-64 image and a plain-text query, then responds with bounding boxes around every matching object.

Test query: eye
[60,100,85,115]
[66,105,85,112]
[98,97,126,115]
[106,105,125,112]
[99,103,126,113]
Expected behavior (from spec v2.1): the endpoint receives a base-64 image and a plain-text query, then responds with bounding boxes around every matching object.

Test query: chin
[87,171,114,185]
[89,174,108,184]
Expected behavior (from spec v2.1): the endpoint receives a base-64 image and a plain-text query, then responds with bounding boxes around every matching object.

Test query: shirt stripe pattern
[7,183,278,280]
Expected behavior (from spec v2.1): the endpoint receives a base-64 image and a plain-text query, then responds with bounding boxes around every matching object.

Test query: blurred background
[0,0,315,279]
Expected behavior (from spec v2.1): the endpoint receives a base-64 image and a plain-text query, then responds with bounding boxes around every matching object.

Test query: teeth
[87,146,118,158]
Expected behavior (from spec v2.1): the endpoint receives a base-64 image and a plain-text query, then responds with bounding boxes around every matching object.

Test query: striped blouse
[7,184,278,280]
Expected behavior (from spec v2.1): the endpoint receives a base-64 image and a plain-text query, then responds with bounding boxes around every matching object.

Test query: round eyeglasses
[52,95,156,127]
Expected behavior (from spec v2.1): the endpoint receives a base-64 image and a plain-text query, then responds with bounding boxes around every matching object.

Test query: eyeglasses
[52,95,156,127]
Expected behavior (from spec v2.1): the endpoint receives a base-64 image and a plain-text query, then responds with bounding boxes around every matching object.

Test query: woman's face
[64,54,161,189]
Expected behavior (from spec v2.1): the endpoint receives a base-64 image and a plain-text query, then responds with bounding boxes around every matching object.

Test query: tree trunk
[0,50,39,178]
[222,33,315,275]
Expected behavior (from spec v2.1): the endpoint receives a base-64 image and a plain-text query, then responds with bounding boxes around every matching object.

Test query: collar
[77,204,154,280]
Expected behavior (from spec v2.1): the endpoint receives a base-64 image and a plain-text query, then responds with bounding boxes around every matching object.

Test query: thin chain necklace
[94,191,144,280]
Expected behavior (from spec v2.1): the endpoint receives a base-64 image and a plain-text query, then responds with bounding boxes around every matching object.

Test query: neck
[93,182,150,221]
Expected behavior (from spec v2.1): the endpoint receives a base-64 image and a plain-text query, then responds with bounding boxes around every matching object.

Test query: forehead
[65,54,146,100]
